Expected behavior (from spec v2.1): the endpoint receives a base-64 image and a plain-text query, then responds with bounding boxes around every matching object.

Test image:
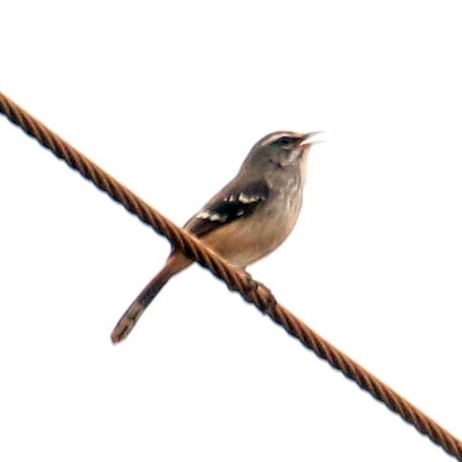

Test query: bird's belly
[201,202,300,267]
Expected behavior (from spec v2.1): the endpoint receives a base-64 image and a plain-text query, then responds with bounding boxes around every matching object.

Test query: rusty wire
[1,91,461,460]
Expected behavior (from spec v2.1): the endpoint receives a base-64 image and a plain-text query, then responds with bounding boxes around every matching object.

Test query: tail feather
[111,252,190,343]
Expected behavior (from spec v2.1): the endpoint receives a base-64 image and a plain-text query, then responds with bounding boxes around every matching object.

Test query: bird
[111,130,322,343]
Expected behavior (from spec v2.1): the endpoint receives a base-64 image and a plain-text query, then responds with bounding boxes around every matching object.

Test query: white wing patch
[237,193,261,204]
[196,210,228,222]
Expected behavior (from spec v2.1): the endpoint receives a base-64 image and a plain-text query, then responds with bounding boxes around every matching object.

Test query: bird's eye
[275,136,293,147]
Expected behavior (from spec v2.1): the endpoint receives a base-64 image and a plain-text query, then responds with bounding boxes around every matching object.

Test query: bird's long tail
[111,252,191,343]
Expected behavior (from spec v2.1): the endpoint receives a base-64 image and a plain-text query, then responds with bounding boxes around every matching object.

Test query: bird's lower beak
[298,131,325,147]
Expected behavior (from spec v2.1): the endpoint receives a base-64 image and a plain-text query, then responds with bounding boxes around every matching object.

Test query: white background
[1,1,461,461]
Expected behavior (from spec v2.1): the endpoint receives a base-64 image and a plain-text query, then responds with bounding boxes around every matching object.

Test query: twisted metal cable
[1,91,461,460]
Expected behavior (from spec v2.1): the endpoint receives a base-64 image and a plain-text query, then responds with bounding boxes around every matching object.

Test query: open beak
[298,131,325,147]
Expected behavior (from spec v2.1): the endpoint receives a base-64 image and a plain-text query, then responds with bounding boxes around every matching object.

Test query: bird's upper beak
[298,131,325,147]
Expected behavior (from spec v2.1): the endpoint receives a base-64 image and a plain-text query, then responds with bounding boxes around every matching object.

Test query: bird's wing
[184,177,270,238]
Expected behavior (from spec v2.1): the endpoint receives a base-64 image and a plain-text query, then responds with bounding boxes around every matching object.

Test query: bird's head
[241,131,323,176]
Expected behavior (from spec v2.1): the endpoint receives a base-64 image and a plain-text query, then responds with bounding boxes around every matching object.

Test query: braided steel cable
[1,91,461,460]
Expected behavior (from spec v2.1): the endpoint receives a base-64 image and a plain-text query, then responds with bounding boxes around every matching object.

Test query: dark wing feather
[184,178,270,238]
